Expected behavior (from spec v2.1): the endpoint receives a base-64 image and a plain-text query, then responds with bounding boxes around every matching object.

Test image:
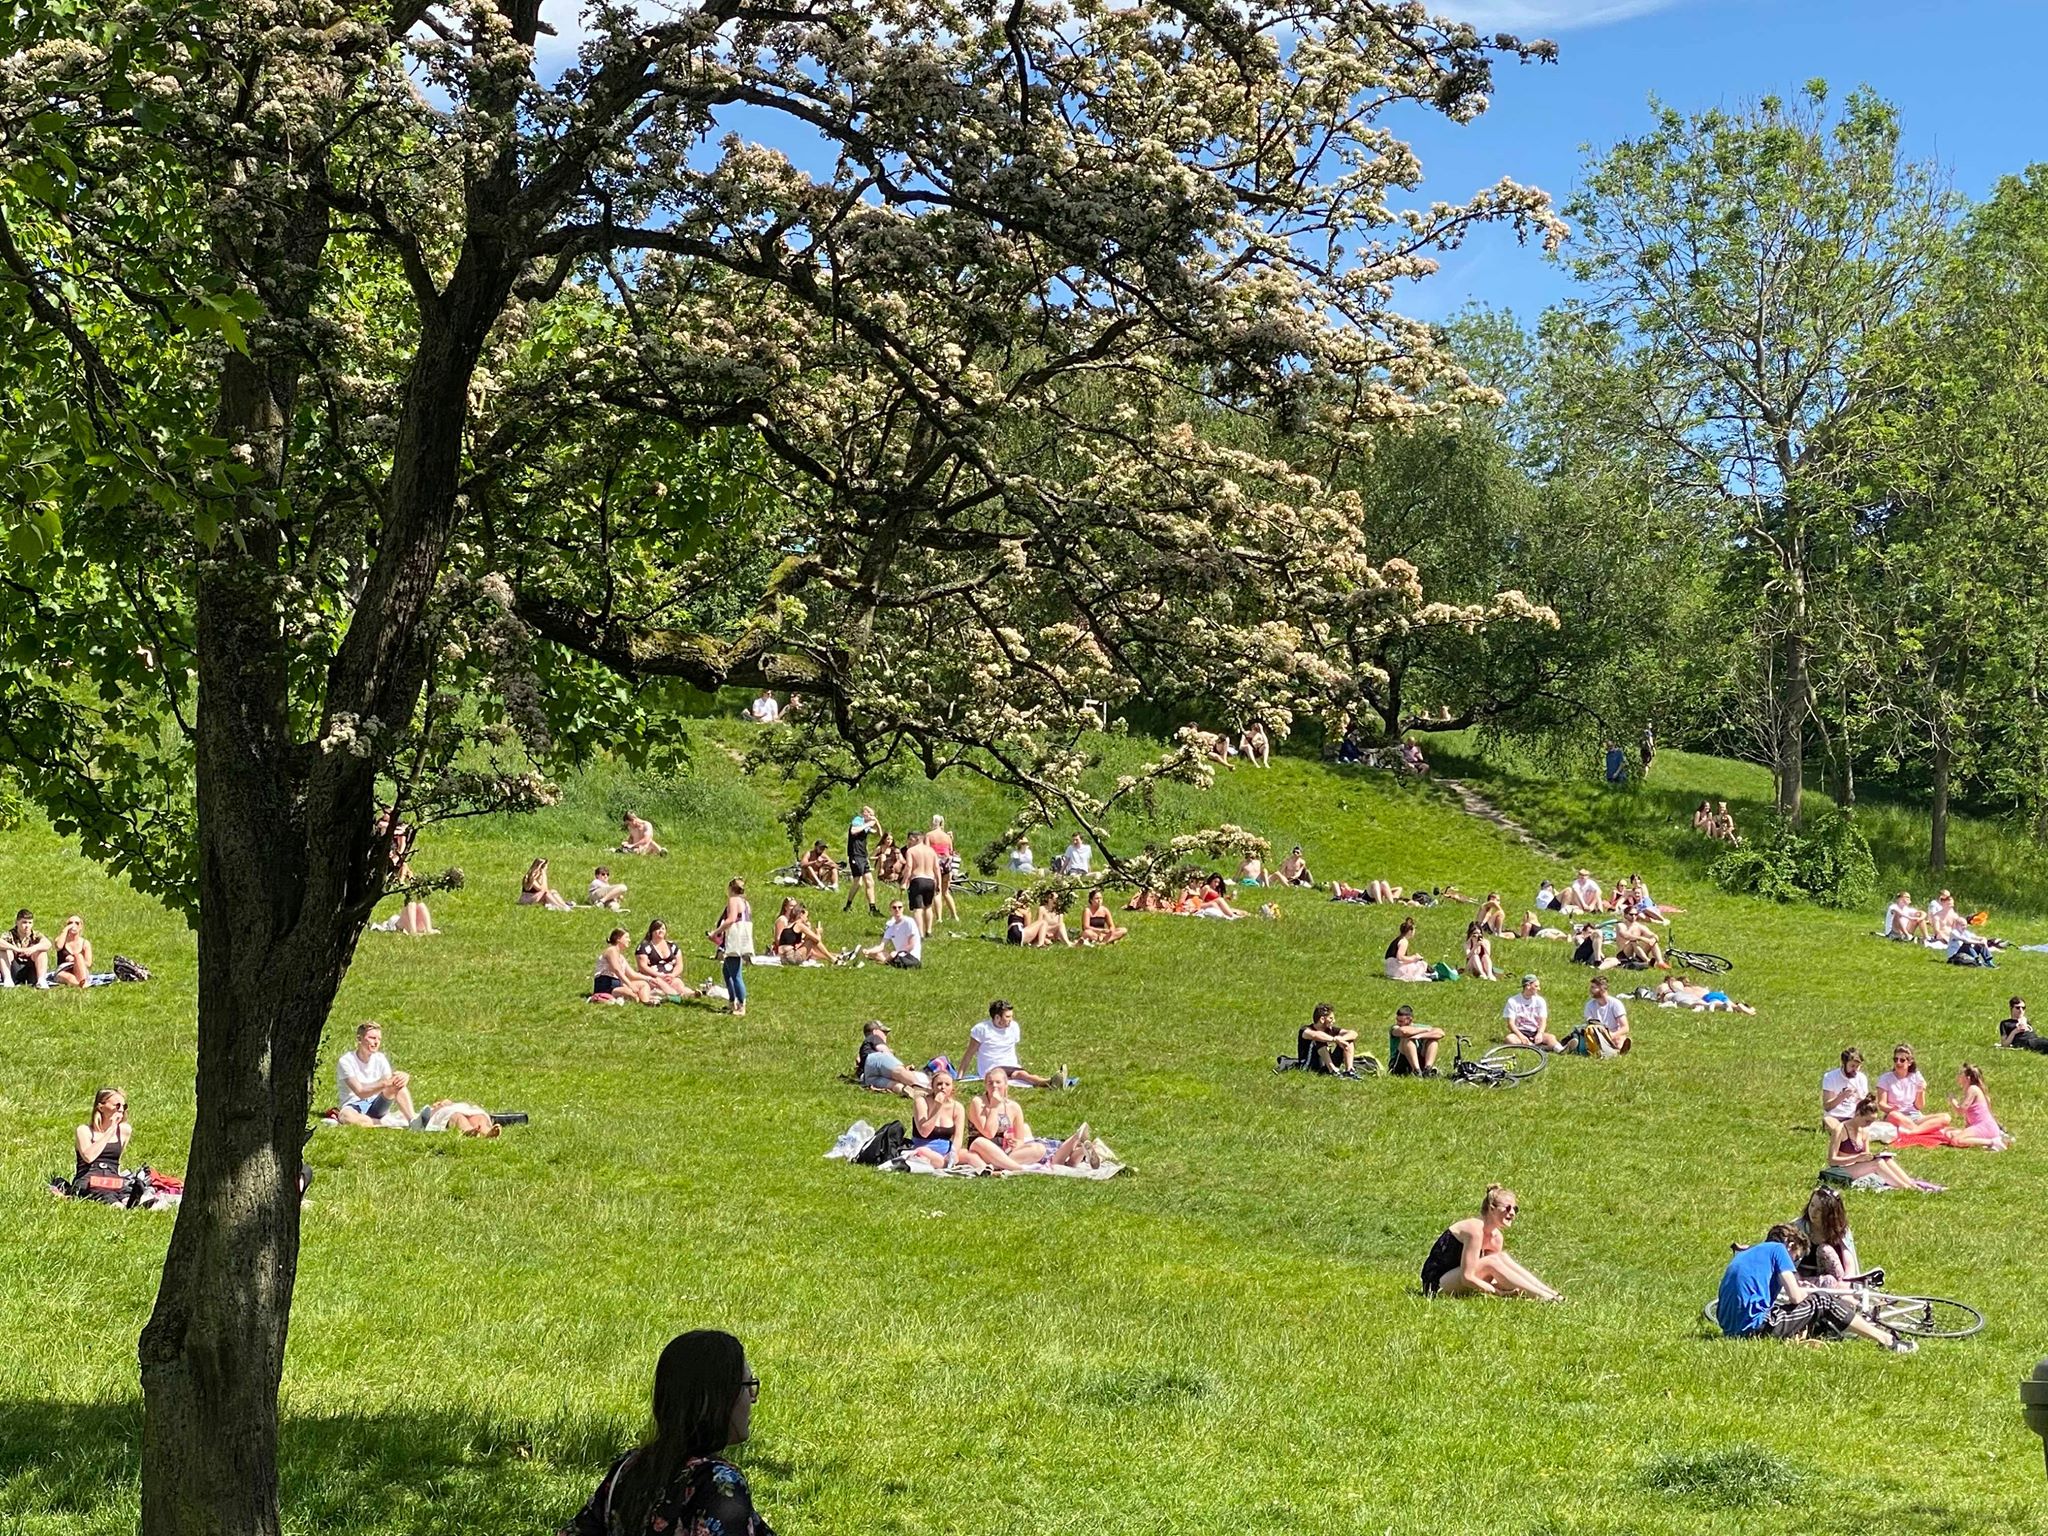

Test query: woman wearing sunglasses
[1420,1185,1562,1301]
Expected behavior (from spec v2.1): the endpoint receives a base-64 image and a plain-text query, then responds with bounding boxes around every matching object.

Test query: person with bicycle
[1420,1185,1560,1301]
[1716,1223,1916,1352]
[1388,1003,1443,1077]
[1503,975,1565,1052]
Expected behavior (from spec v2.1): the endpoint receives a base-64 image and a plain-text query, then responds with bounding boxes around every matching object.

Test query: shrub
[1711,807,1875,909]
[1642,1445,1804,1509]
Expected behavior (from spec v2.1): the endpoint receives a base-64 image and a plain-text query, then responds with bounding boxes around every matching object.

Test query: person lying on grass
[1503,975,1566,1052]
[50,914,93,988]
[421,1101,502,1136]
[1463,921,1499,981]
[335,1021,416,1125]
[1716,1223,1914,1352]
[618,811,666,857]
[798,840,840,890]
[1420,1185,1561,1301]
[1828,1096,1943,1191]
[906,1061,983,1170]
[1999,996,2048,1054]
[1569,975,1630,1056]
[519,857,575,910]
[1176,878,1246,919]
[1123,886,1172,913]
[960,999,1066,1088]
[855,1020,931,1094]
[562,1328,772,1536]
[594,930,662,1004]
[1078,889,1127,945]
[1278,846,1314,887]
[1651,974,1756,1014]
[633,919,698,1000]
[858,899,923,969]
[1333,878,1401,904]
[1948,1063,2013,1150]
[1384,917,1432,982]
[1286,1002,1361,1077]
[587,866,629,910]
[1388,1003,1444,1076]
[770,899,834,966]
[1,907,52,988]
[1875,1043,1946,1137]
[966,1067,1099,1171]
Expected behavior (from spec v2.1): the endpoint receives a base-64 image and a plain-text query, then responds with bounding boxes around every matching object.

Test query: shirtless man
[618,812,666,857]
[902,832,944,937]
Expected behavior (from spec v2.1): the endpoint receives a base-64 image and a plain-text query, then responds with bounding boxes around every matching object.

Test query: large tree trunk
[1930,721,1952,874]
[1774,586,1808,827]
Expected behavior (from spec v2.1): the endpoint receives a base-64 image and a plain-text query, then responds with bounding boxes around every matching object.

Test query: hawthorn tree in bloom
[0,2,1561,1530]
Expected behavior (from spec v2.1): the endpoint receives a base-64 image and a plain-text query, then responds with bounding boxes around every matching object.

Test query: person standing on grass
[1603,741,1625,784]
[843,806,880,915]
[562,1329,772,1536]
[1420,1185,1561,1301]
[902,832,942,936]
[927,815,962,926]
[1716,1224,1914,1352]
[1639,724,1655,778]
[1504,975,1565,1052]
[711,878,753,1017]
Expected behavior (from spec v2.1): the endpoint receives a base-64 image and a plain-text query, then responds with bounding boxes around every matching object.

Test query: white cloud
[1435,0,1692,32]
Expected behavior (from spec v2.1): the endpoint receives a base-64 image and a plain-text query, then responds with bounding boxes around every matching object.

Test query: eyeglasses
[741,1375,762,1401]
[1499,1204,1518,1215]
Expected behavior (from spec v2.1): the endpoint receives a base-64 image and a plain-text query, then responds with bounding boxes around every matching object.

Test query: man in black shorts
[903,832,942,936]
[843,805,880,915]
[1387,1004,1443,1077]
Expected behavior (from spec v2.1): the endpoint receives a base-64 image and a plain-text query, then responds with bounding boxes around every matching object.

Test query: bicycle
[1700,1282,1983,1340]
[1446,1033,1547,1088]
[1666,941,1733,975]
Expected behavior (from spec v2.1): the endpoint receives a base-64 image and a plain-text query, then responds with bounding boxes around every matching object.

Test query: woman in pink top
[1875,1044,1949,1137]
[1948,1064,2013,1150]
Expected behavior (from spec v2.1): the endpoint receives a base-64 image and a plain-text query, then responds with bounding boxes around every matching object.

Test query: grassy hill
[4,725,2046,1535]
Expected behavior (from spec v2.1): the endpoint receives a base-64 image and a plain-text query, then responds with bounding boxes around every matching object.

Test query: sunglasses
[741,1375,762,1401]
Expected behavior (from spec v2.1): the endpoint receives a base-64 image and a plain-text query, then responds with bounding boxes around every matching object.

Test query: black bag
[887,952,922,969]
[112,955,150,983]
[853,1120,908,1166]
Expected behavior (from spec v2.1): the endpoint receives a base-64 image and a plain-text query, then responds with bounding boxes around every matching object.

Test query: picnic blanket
[825,1120,1127,1179]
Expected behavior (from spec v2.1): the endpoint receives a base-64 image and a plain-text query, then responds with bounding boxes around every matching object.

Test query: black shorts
[849,854,871,877]
[592,973,621,996]
[887,952,922,969]
[907,876,937,911]
[8,958,35,985]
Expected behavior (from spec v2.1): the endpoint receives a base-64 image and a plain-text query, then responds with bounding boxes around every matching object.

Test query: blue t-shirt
[1717,1242,1794,1336]
[1604,747,1626,782]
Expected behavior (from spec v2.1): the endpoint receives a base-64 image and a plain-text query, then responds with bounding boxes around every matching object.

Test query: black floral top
[563,1452,772,1536]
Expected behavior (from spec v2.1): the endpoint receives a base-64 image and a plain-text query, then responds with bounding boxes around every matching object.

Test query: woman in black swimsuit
[73,1087,133,1203]
[1420,1185,1560,1300]
[771,900,832,965]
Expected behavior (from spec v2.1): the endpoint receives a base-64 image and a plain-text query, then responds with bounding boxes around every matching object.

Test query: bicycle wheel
[1478,1044,1547,1082]
[1669,948,1732,975]
[1451,1065,1518,1088]
[956,877,1012,898]
[1868,1294,1984,1339]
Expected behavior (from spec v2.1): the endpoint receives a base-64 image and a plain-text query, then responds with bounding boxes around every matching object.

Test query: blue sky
[1406,0,2048,321]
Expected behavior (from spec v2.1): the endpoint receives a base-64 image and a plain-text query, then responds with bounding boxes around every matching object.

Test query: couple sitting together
[333,1021,503,1135]
[1499,974,1633,1056]
[1006,890,1127,946]
[1716,1191,1915,1353]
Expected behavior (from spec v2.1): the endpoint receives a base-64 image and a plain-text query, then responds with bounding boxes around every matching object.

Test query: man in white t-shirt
[1563,869,1604,915]
[335,1021,415,1125]
[1883,891,1924,941]
[1575,976,1631,1056]
[961,999,1063,1088]
[1821,1047,1868,1124]
[748,690,781,723]
[860,899,924,968]
[1055,834,1092,875]
[1503,974,1564,1052]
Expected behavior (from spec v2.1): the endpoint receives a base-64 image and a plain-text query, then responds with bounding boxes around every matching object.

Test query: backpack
[853,1120,908,1166]
[112,955,150,983]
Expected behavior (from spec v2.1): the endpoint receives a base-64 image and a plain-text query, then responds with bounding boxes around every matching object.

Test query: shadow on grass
[0,1397,812,1534]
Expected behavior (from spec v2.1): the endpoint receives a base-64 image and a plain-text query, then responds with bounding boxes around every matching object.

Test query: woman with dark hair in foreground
[563,1329,772,1535]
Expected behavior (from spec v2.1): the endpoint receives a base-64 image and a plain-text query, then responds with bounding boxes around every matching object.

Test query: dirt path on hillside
[1438,778,1565,864]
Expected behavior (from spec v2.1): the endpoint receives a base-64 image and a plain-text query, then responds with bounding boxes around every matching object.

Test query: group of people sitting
[1714,1186,1918,1352]
[2,907,100,989]
[332,1020,503,1135]
[1197,720,1273,771]
[1332,726,1429,775]
[520,857,628,913]
[1819,1043,2011,1186]
[1537,869,1681,923]
[593,918,705,1003]
[849,1005,1096,1171]
[1003,889,1129,946]
[1883,888,2005,965]
[1690,799,1740,843]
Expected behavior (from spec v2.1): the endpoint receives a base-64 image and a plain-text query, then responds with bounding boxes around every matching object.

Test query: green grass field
[6,727,2048,1534]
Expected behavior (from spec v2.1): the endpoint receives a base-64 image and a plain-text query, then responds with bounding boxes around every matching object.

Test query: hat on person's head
[925,1055,954,1076]
[863,1019,889,1038]
[1395,1004,1414,1018]
[1521,973,1539,987]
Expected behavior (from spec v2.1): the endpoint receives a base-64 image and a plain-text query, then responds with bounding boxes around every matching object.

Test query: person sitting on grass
[1884,889,1931,942]
[906,1061,982,1169]
[1240,720,1271,767]
[2,908,53,989]
[1420,1185,1561,1301]
[588,866,629,910]
[72,1086,135,1203]
[770,899,833,966]
[1567,922,1614,970]
[335,1021,417,1125]
[966,1068,1098,1171]
[1284,1002,1361,1077]
[1611,911,1670,971]
[634,919,698,1000]
[1652,973,1756,1014]
[1999,996,2048,1054]
[1383,917,1433,982]
[874,831,905,886]
[1948,1062,2013,1150]
[859,899,924,969]
[798,840,840,890]
[562,1328,772,1536]
[1503,975,1566,1052]
[1388,1003,1444,1077]
[1946,925,1998,968]
[594,930,661,1004]
[1399,737,1427,775]
[1463,921,1499,982]
[1712,801,1740,843]
[1020,897,1076,947]
[1534,878,1562,914]
[1828,1095,1943,1191]
[1792,1186,1863,1285]
[1716,1223,1914,1352]
[961,999,1065,1088]
[1875,1043,1946,1136]
[618,811,667,857]
[50,914,94,989]
[855,1020,932,1094]
[1333,878,1401,904]
[1561,869,1605,916]
[1693,799,1714,834]
[1476,892,1509,937]
[1237,853,1273,887]
[519,857,575,910]
[1278,846,1314,887]
[1570,975,1631,1056]
[1078,889,1127,946]
[1820,1047,1868,1129]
